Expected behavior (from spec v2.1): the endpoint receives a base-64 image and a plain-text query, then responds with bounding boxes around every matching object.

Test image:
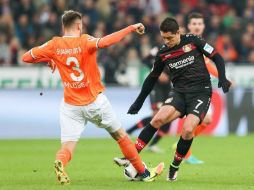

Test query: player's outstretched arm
[22,50,50,63]
[22,40,53,63]
[128,56,165,114]
[98,23,145,48]
[127,74,157,114]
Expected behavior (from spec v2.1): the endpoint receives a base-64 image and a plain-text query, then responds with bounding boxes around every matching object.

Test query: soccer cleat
[147,145,165,153]
[113,157,130,167]
[167,164,179,181]
[54,160,70,185]
[185,155,204,164]
[141,162,165,182]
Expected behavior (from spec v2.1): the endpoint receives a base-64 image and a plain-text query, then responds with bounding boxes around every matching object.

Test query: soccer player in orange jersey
[22,10,164,184]
[182,12,219,164]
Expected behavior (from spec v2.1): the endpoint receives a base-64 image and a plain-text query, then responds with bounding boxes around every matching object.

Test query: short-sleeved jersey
[31,34,105,105]
[152,34,216,92]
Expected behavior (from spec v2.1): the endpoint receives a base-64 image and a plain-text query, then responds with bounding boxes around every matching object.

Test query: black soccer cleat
[167,164,179,181]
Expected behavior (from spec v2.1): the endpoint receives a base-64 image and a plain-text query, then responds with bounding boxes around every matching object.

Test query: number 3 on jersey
[66,56,84,82]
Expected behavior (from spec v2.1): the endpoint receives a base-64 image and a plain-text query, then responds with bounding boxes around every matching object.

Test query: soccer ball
[124,162,147,181]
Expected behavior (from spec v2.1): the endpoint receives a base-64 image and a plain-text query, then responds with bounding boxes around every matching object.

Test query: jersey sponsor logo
[182,44,192,52]
[168,56,194,69]
[63,81,89,89]
[203,43,214,54]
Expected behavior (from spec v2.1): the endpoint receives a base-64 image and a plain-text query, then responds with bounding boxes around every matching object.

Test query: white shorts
[60,93,121,143]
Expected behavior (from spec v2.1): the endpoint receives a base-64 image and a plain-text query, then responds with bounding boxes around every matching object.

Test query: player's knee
[182,125,194,139]
[151,117,166,128]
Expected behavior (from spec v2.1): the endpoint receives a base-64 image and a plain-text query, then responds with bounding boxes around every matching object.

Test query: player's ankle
[139,169,150,178]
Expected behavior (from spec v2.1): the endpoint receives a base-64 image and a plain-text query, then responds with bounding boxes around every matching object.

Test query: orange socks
[56,148,72,167]
[117,135,145,174]
[194,123,207,136]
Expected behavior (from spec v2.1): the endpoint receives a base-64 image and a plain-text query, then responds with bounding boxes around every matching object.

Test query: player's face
[160,30,181,48]
[188,18,205,36]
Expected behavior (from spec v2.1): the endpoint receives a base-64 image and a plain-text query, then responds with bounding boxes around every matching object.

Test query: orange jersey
[204,56,218,78]
[31,34,104,105]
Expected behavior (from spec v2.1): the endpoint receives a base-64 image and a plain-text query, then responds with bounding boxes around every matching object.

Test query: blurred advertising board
[1,65,254,88]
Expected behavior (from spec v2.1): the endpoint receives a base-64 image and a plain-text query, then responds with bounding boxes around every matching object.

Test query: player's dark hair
[188,12,204,23]
[61,10,82,28]
[160,17,179,34]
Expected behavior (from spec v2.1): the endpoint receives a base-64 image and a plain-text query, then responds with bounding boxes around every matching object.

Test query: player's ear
[77,23,82,31]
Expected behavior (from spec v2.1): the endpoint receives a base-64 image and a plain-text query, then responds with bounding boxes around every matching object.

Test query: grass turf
[0,135,253,190]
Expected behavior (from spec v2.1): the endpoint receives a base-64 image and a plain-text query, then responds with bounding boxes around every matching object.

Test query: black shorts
[149,83,171,111]
[163,89,212,122]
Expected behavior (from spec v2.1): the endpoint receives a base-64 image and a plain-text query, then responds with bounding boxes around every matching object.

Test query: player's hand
[132,23,145,35]
[47,59,56,73]
[127,102,143,114]
[218,78,231,93]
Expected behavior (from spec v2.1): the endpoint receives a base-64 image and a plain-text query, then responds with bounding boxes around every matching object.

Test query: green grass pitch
[0,135,253,190]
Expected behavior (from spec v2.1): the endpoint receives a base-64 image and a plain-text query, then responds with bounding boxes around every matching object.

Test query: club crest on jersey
[182,44,192,52]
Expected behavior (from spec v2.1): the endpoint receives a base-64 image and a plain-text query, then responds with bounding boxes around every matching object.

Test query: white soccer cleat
[147,145,165,153]
[113,157,130,167]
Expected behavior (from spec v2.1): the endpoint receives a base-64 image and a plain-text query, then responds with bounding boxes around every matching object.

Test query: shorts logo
[203,43,214,54]
[182,44,192,52]
[165,97,173,103]
[156,102,163,109]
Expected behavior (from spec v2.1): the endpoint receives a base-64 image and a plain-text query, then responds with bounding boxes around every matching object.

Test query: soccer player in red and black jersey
[124,47,172,153]
[127,17,231,181]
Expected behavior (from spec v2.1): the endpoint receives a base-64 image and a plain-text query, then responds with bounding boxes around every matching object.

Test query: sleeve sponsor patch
[203,43,214,54]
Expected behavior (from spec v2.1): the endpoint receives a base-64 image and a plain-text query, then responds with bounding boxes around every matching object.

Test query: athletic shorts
[163,89,212,122]
[60,93,121,143]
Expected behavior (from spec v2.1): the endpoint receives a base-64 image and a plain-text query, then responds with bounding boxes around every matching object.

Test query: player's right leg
[55,100,86,185]
[135,105,180,153]
[147,123,171,153]
[111,128,164,181]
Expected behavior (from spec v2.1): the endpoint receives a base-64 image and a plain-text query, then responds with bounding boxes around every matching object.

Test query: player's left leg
[185,107,212,164]
[194,112,212,136]
[55,100,86,185]
[168,114,199,181]
[168,92,211,181]
[55,142,76,185]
